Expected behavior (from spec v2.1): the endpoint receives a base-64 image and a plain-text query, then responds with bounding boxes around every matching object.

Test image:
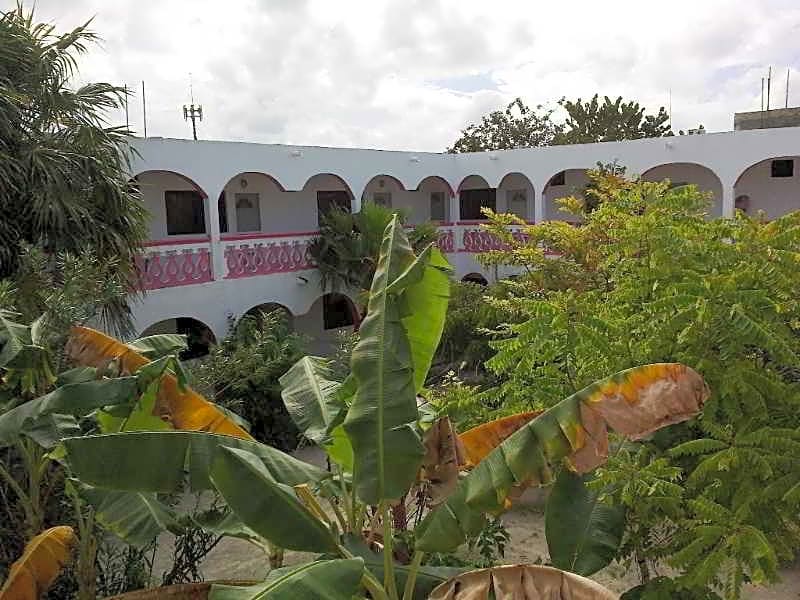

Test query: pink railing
[136,239,213,290]
[222,232,316,279]
[459,224,529,253]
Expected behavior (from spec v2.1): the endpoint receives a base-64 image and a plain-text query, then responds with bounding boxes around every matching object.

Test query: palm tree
[308,202,439,328]
[0,4,148,332]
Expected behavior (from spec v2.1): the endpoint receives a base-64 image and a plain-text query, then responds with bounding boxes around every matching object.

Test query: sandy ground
[152,447,800,599]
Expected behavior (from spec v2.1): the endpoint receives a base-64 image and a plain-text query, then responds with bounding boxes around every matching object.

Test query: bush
[478,172,800,597]
[190,310,306,450]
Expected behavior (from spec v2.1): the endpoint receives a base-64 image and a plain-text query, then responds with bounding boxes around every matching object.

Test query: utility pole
[142,80,148,137]
[183,73,203,141]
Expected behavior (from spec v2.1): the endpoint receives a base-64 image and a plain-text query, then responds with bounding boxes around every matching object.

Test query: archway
[642,162,723,217]
[457,175,494,221]
[498,173,535,221]
[416,176,454,223]
[462,272,488,286]
[218,172,286,235]
[134,170,209,241]
[303,174,355,227]
[239,302,294,330]
[734,156,800,219]
[294,293,358,354]
[139,317,216,359]
[361,174,405,209]
[542,169,590,222]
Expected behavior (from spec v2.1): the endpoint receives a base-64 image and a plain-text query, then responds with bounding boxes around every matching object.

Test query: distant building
[735,107,800,131]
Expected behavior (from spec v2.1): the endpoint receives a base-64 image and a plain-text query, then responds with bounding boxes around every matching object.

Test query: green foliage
[480,172,800,597]
[0,5,147,331]
[448,98,562,152]
[555,94,672,144]
[190,310,306,450]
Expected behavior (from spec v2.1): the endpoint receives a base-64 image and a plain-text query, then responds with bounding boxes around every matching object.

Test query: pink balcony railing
[136,238,213,290]
[222,232,316,279]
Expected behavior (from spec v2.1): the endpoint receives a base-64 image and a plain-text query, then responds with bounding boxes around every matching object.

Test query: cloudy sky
[19,0,800,151]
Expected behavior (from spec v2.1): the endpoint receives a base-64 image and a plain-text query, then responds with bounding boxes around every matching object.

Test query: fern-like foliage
[476,172,800,598]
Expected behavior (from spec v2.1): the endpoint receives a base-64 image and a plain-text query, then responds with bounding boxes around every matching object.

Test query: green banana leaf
[343,217,431,504]
[192,508,262,545]
[209,558,365,599]
[64,431,329,492]
[279,356,345,445]
[96,380,170,433]
[415,363,708,552]
[0,377,139,446]
[545,470,625,576]
[71,480,181,547]
[0,310,45,368]
[126,333,187,359]
[209,446,338,553]
[22,414,81,448]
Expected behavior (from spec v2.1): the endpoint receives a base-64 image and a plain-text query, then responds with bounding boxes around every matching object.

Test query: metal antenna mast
[183,73,203,141]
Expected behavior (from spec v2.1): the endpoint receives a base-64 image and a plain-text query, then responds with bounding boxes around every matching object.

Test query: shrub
[478,172,800,598]
[190,310,306,450]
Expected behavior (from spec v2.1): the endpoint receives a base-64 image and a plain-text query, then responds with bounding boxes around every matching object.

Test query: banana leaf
[0,377,139,447]
[209,446,338,553]
[67,326,251,439]
[416,363,708,552]
[0,525,76,600]
[458,411,541,467]
[209,558,365,599]
[545,470,625,576]
[344,217,432,503]
[72,480,181,548]
[279,356,345,445]
[64,431,329,492]
[127,333,187,359]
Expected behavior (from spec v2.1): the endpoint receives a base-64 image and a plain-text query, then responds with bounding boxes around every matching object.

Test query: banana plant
[64,217,710,600]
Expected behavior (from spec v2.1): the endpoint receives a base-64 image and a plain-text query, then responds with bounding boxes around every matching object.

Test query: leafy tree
[555,94,672,144]
[0,5,147,331]
[448,98,562,152]
[478,172,800,597]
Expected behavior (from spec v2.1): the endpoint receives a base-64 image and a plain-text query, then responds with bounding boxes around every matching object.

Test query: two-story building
[129,127,800,353]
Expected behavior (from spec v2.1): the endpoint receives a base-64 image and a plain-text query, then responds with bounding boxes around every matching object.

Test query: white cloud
[18,0,800,150]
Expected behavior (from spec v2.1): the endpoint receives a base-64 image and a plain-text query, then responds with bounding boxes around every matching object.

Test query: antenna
[141,80,148,138]
[123,84,130,131]
[786,68,791,109]
[767,66,772,111]
[183,73,203,141]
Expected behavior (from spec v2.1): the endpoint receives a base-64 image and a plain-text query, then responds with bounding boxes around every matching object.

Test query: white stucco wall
[137,171,211,240]
[543,169,589,221]
[497,172,535,219]
[642,163,723,216]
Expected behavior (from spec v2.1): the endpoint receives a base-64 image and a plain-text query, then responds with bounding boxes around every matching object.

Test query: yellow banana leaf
[429,564,617,600]
[458,411,542,467]
[67,326,252,440]
[0,526,76,600]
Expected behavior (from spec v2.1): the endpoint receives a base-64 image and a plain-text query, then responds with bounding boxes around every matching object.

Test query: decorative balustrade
[136,239,213,290]
[459,224,529,253]
[435,228,455,253]
[222,232,316,279]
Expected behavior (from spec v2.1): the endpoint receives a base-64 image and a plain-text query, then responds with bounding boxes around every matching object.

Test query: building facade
[128,127,800,351]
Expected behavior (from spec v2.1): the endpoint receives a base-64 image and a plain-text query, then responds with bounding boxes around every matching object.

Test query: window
[459,188,496,220]
[549,171,566,186]
[430,191,446,221]
[507,189,527,218]
[217,192,228,233]
[323,294,354,330]
[372,192,392,207]
[771,159,794,178]
[317,190,352,224]
[235,193,261,232]
[165,190,206,235]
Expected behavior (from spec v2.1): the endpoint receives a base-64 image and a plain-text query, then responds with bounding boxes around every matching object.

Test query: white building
[129,127,800,352]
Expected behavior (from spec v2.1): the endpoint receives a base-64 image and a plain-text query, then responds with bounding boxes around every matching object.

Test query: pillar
[534,187,545,223]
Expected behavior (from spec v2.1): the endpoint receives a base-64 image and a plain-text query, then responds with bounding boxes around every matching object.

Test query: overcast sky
[18,0,800,151]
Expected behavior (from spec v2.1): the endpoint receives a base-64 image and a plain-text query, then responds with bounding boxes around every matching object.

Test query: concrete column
[207,189,225,281]
[534,187,545,223]
[721,184,735,218]
[496,187,507,215]
[449,191,460,223]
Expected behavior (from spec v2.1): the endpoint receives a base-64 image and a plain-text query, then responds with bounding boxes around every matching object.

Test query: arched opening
[462,272,488,286]
[239,302,294,330]
[140,317,216,359]
[542,169,590,222]
[218,172,287,236]
[134,170,209,241]
[303,174,354,228]
[642,162,723,217]
[294,293,358,354]
[416,176,454,223]
[361,174,405,209]
[457,175,494,221]
[498,173,535,221]
[734,156,800,219]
